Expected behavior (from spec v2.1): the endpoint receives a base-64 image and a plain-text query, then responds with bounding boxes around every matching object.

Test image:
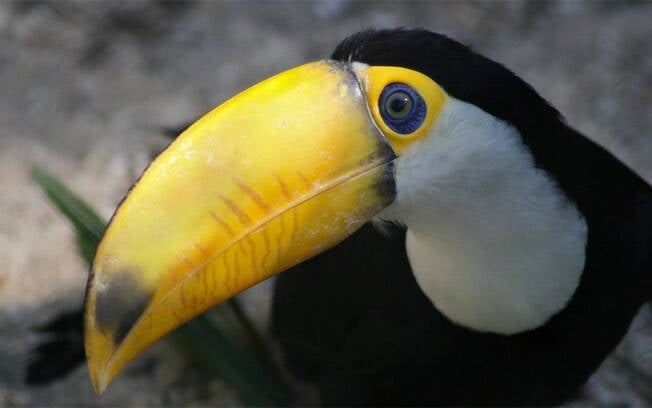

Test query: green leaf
[31,167,106,263]
[170,315,291,406]
[31,166,292,405]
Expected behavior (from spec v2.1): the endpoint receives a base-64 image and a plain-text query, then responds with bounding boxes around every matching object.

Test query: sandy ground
[1,1,651,406]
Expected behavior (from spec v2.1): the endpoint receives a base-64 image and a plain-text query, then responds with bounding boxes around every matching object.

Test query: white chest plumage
[376,98,588,334]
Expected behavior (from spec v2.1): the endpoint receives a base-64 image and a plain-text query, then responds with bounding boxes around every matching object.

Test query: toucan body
[41,29,651,405]
[271,30,652,405]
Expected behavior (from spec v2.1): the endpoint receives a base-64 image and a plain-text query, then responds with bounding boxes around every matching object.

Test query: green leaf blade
[32,165,293,405]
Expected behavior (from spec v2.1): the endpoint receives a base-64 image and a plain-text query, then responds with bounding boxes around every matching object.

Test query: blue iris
[379,83,426,134]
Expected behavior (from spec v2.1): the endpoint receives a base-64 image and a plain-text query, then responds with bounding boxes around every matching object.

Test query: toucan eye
[379,83,427,134]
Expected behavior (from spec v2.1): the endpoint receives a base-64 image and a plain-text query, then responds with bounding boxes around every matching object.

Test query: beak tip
[85,326,113,396]
[96,380,108,396]
[88,362,110,395]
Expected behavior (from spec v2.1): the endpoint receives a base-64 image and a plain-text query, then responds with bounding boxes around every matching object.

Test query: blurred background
[1,0,651,405]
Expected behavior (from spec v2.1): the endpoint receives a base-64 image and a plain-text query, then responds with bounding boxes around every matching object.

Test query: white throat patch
[376,98,587,335]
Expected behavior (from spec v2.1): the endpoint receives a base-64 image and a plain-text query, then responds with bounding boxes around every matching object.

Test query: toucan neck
[379,99,588,334]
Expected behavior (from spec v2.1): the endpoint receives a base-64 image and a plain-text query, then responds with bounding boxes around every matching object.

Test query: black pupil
[388,92,411,118]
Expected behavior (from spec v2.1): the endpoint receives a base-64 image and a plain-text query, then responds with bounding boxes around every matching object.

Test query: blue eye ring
[379,83,427,134]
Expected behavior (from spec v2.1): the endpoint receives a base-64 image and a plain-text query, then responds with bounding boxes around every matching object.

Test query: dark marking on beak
[94,268,154,345]
[376,161,397,204]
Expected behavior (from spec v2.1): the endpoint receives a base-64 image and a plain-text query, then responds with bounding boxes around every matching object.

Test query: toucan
[39,29,652,405]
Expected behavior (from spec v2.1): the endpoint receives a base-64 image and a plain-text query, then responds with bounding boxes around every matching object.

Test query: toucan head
[84,29,587,393]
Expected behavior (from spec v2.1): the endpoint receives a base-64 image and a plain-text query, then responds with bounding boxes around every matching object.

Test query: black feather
[25,310,85,385]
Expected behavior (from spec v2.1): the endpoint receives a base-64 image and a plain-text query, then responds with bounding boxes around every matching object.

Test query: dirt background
[1,1,651,406]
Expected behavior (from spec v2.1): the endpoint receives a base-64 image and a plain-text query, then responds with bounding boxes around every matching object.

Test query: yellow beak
[84,61,397,393]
